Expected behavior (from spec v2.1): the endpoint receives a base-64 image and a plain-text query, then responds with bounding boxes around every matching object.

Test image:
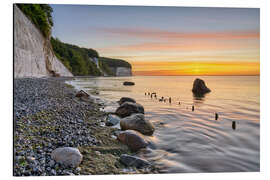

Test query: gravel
[13,77,105,176]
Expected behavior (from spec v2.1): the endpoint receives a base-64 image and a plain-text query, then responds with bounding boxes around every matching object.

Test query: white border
[1,0,269,180]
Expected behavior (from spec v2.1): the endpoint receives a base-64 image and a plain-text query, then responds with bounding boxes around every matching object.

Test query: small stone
[77,119,83,123]
[26,156,36,163]
[48,160,55,167]
[76,167,81,172]
[120,154,150,168]
[111,135,117,139]
[106,114,121,126]
[15,156,23,162]
[95,151,101,156]
[51,169,56,175]
[51,147,83,167]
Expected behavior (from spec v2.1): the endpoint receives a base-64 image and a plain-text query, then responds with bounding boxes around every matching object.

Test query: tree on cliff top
[17,4,53,38]
[50,37,102,76]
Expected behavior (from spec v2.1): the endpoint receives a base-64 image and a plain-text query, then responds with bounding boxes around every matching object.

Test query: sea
[67,76,260,173]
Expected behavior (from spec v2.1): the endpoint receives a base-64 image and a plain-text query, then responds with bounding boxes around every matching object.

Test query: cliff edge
[14,5,73,78]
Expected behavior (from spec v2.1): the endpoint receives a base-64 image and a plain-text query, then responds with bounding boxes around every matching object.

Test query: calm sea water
[68,76,260,173]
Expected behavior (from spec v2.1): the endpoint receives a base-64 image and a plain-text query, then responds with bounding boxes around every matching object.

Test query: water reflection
[68,76,260,173]
[192,93,206,105]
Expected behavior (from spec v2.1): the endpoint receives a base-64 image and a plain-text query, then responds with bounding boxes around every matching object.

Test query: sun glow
[131,61,260,76]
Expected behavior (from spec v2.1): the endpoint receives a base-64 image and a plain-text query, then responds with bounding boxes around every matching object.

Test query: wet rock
[215,113,219,120]
[232,121,236,130]
[123,81,135,86]
[118,97,136,105]
[117,130,148,152]
[192,78,211,96]
[115,102,144,118]
[120,113,155,135]
[75,90,89,98]
[106,114,121,126]
[51,147,82,167]
[120,154,150,168]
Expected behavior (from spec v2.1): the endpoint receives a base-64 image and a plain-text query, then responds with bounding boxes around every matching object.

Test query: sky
[51,5,260,76]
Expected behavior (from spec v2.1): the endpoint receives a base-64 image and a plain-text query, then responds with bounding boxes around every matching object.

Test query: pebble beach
[13,78,157,176]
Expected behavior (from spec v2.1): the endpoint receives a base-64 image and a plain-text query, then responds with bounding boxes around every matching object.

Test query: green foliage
[17,4,53,37]
[51,37,102,76]
[99,57,131,69]
[99,60,114,76]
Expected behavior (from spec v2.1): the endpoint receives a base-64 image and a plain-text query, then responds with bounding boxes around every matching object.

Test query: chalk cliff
[14,5,73,78]
[115,67,132,76]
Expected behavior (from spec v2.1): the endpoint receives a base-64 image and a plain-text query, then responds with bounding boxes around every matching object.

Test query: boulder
[117,130,148,152]
[75,90,89,98]
[120,113,155,135]
[51,147,83,167]
[120,154,150,168]
[115,102,144,118]
[105,114,121,126]
[192,78,211,95]
[117,97,136,105]
[123,81,135,86]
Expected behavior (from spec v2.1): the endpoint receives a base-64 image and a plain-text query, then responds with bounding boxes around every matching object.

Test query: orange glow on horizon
[131,61,260,76]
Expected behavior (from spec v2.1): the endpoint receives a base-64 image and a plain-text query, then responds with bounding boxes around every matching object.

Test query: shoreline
[13,77,157,176]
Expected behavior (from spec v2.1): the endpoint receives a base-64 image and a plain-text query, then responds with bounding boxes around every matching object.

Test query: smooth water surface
[68,76,260,173]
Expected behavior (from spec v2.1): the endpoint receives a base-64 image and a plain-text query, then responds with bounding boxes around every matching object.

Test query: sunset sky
[51,5,260,76]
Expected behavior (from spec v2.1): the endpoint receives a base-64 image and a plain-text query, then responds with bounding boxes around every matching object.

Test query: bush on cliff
[99,57,131,69]
[51,37,102,76]
[17,4,53,38]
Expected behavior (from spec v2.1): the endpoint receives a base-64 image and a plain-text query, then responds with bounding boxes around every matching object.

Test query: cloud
[94,27,259,40]
[94,27,259,54]
[98,39,259,53]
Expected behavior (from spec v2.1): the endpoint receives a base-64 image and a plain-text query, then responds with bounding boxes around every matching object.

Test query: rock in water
[120,154,150,168]
[106,114,121,126]
[118,97,136,105]
[115,102,144,118]
[117,130,148,151]
[51,147,83,167]
[123,81,135,86]
[192,78,211,95]
[120,113,155,135]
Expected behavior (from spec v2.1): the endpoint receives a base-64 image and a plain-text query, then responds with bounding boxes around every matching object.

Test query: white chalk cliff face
[116,67,132,76]
[109,67,132,76]
[14,5,73,78]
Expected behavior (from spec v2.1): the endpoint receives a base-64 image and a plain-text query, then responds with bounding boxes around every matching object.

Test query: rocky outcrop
[14,5,73,78]
[120,113,155,135]
[115,102,144,118]
[117,130,148,152]
[192,78,211,96]
[51,147,82,167]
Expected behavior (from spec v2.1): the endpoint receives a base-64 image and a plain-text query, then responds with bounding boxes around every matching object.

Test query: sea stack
[192,78,211,96]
